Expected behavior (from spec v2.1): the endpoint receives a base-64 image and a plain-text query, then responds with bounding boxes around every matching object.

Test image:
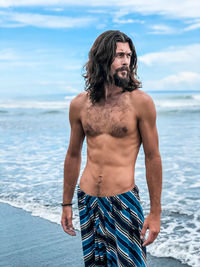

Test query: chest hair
[83,95,131,138]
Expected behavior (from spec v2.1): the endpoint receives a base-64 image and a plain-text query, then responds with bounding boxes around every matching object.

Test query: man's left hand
[140,213,161,246]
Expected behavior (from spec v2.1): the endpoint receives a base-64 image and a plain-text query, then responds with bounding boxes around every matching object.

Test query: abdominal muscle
[79,134,141,197]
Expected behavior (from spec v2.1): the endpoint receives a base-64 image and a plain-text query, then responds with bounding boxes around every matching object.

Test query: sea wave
[0,100,71,109]
[157,108,200,115]
[155,100,200,108]
[40,110,64,115]
[162,94,198,100]
[0,196,80,231]
[153,93,200,114]
[0,93,200,112]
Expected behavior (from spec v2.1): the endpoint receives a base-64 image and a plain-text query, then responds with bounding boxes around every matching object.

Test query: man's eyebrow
[116,51,132,55]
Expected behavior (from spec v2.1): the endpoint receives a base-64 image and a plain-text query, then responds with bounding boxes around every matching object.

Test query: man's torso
[79,89,143,197]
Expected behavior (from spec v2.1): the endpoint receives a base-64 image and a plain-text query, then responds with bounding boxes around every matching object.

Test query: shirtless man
[61,30,162,266]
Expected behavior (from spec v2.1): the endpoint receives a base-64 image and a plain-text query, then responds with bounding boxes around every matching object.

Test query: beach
[0,91,200,266]
[0,203,190,267]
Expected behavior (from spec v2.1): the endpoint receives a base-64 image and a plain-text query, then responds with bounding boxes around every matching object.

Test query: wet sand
[0,203,189,267]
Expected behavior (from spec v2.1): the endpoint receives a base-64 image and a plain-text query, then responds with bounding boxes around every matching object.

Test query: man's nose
[122,56,129,65]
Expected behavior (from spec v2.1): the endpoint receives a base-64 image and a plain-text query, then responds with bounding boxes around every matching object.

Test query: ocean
[0,90,200,266]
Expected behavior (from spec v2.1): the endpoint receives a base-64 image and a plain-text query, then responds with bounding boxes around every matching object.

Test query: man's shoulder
[130,89,156,117]
[69,92,88,121]
[130,89,155,108]
[71,92,88,103]
[70,92,88,110]
[130,89,153,104]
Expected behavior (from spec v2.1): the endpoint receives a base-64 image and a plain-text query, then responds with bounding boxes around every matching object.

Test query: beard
[113,67,130,88]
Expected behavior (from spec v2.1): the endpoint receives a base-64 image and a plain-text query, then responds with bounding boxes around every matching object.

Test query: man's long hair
[83,30,142,104]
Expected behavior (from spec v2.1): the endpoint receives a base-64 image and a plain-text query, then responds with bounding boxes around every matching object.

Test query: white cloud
[63,65,82,71]
[0,23,25,28]
[0,49,19,61]
[139,44,200,67]
[148,24,176,35]
[0,11,96,29]
[87,9,108,14]
[140,44,200,91]
[38,81,81,93]
[144,71,200,90]
[44,7,64,12]
[0,61,46,68]
[39,81,67,85]
[163,71,200,84]
[111,8,145,25]
[0,0,200,19]
[183,20,200,31]
[113,18,144,24]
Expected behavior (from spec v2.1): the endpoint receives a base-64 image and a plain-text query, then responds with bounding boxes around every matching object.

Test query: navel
[97,175,103,196]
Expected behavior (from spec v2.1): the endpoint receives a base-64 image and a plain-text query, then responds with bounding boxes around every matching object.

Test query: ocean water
[0,91,200,266]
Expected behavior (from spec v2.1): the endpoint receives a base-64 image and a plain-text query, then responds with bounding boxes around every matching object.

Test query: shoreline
[0,202,190,267]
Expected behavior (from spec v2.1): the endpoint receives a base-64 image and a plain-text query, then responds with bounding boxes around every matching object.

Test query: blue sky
[0,0,200,97]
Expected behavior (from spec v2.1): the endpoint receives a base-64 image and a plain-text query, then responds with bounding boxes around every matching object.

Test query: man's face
[110,42,132,87]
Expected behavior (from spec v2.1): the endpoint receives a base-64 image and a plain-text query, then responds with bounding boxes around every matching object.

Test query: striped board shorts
[77,185,147,267]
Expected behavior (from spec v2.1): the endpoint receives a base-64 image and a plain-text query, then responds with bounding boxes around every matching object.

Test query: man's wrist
[150,207,162,215]
[61,203,72,207]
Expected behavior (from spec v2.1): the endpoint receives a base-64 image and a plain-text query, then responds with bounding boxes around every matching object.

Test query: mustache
[116,66,129,72]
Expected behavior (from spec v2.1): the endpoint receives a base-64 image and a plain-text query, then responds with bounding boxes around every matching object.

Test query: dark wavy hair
[83,30,142,104]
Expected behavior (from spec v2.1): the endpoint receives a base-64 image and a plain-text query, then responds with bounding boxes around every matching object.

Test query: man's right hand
[61,206,76,236]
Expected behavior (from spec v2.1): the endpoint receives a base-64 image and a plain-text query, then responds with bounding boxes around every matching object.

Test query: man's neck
[104,84,123,101]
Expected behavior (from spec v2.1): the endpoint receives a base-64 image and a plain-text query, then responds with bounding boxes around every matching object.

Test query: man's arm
[61,95,85,236]
[137,92,162,246]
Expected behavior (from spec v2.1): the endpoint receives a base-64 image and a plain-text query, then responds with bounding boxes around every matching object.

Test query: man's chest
[81,98,138,138]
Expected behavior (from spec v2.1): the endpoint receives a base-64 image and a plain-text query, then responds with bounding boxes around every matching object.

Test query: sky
[0,0,200,97]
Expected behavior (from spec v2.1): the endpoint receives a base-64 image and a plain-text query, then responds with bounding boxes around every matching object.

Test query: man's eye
[116,53,131,58]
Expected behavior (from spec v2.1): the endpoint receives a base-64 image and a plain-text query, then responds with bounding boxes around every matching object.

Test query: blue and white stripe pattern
[77,185,147,266]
